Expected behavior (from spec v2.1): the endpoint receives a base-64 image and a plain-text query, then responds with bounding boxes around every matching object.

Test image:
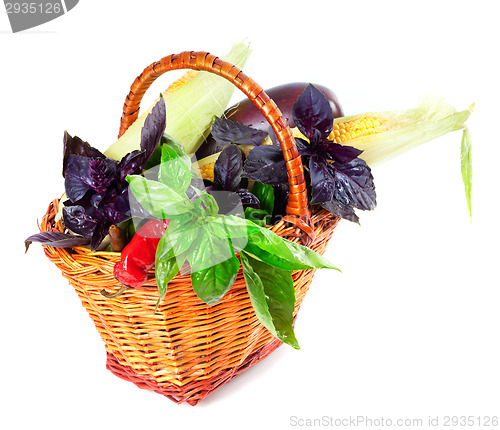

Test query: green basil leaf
[156,218,200,262]
[187,223,237,273]
[127,175,193,217]
[156,252,185,301]
[239,252,275,333]
[251,181,275,215]
[244,207,270,227]
[155,215,197,304]
[160,134,191,166]
[191,188,220,217]
[208,216,248,253]
[213,215,339,271]
[158,144,191,193]
[240,251,299,349]
[247,225,339,271]
[190,256,239,305]
[242,241,316,271]
[186,223,240,305]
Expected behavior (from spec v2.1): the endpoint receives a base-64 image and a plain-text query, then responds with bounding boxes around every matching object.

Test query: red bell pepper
[113,219,170,289]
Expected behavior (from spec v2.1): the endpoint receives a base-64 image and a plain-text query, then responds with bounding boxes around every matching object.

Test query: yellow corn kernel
[328,115,388,143]
[198,161,216,181]
[163,70,200,97]
[194,152,221,182]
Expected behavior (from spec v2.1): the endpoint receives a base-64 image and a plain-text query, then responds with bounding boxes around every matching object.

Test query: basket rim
[40,196,340,294]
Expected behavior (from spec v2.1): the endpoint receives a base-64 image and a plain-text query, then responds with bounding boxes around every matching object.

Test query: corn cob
[332,96,472,166]
[329,116,389,143]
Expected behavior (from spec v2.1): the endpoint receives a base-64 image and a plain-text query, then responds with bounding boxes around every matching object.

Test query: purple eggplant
[196,82,344,159]
[225,82,343,131]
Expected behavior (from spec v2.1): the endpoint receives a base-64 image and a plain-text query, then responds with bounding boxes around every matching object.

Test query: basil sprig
[127,137,339,348]
[240,252,299,349]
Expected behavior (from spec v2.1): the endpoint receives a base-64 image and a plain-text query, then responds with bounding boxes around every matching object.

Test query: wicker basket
[40,51,340,405]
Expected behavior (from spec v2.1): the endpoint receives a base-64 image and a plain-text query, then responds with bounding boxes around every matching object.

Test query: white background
[2,1,499,429]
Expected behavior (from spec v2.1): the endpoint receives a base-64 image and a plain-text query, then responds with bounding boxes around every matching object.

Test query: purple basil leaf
[117,97,166,182]
[25,231,90,252]
[63,195,90,209]
[77,206,110,251]
[332,158,376,211]
[325,142,363,164]
[62,205,99,238]
[235,188,260,206]
[320,199,360,224]
[118,149,148,183]
[211,117,268,146]
[64,155,118,202]
[214,144,243,191]
[88,158,117,193]
[141,96,167,161]
[309,155,336,204]
[90,192,105,208]
[90,220,112,251]
[63,131,105,177]
[102,189,131,225]
[194,137,226,160]
[295,137,315,157]
[292,84,333,141]
[64,155,93,202]
[242,145,288,185]
[117,97,166,183]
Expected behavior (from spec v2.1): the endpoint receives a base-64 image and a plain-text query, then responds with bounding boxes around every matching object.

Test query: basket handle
[118,51,314,240]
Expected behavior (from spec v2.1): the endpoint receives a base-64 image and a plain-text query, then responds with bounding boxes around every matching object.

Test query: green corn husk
[333,96,473,219]
[338,96,472,166]
[460,127,473,221]
[104,41,252,160]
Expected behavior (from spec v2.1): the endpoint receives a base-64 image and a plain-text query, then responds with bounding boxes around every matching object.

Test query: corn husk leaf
[338,96,473,219]
[460,127,473,221]
[340,96,472,166]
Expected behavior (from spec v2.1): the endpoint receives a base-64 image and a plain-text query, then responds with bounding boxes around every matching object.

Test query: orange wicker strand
[40,52,341,405]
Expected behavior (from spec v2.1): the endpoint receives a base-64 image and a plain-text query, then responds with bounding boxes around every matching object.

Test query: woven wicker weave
[40,51,340,405]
